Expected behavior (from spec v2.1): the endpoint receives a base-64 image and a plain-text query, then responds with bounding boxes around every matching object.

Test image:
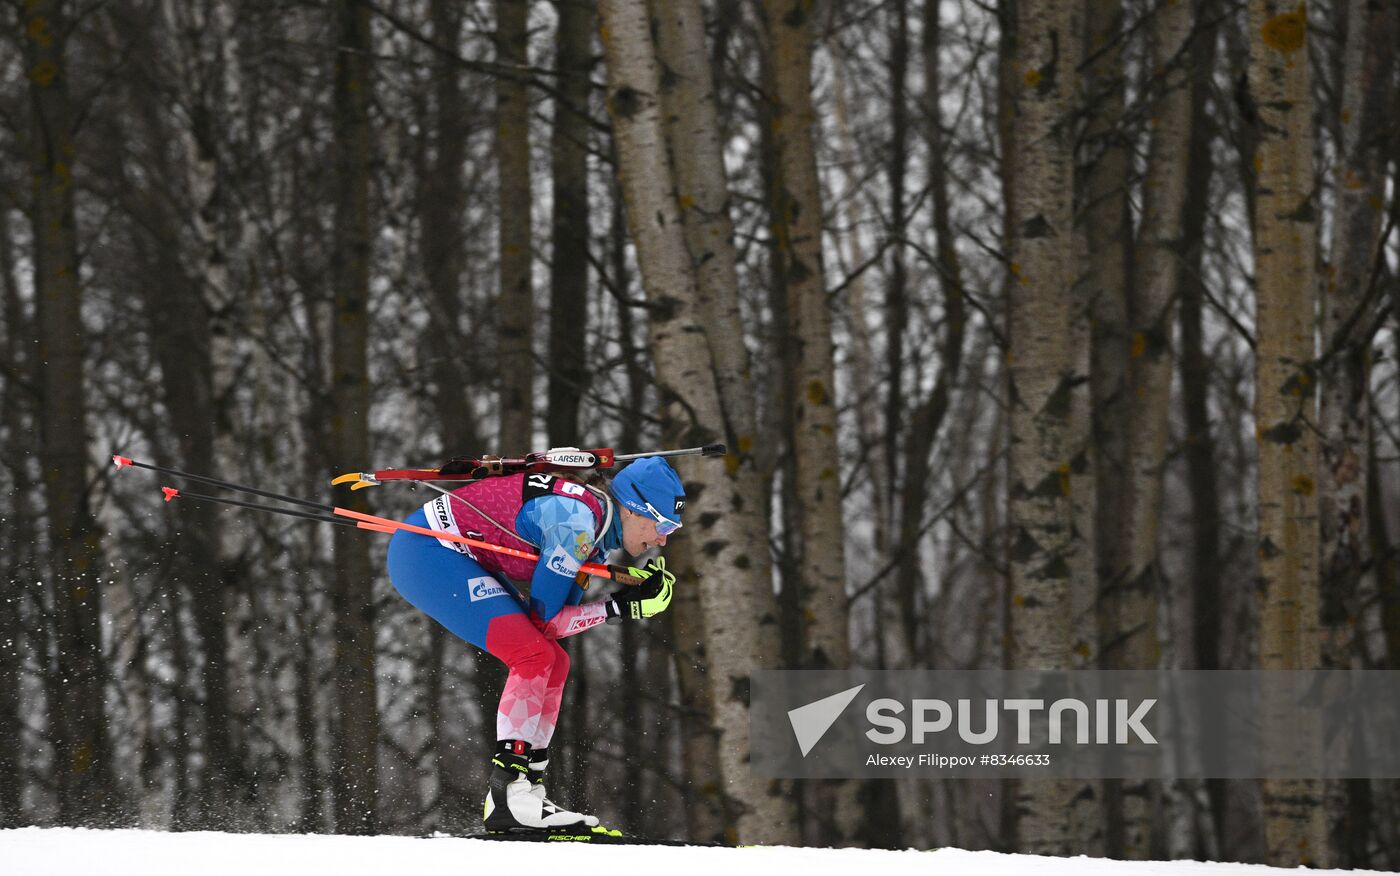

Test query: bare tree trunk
[1319,0,1393,862]
[496,0,534,450]
[828,38,892,654]
[761,0,861,845]
[1320,0,1393,669]
[1078,0,1133,855]
[416,0,499,769]
[755,44,803,680]
[597,0,797,844]
[24,0,120,826]
[1246,0,1325,864]
[329,0,379,834]
[624,22,728,834]
[760,0,847,691]
[646,4,792,825]
[1177,0,1225,855]
[908,0,971,675]
[119,2,246,823]
[885,0,911,566]
[421,0,478,455]
[547,0,593,448]
[1107,0,1196,855]
[0,204,27,828]
[1081,0,1131,688]
[650,0,745,433]
[1370,428,1400,671]
[541,0,594,810]
[651,0,776,646]
[1005,0,1079,853]
[666,535,727,842]
[133,224,226,829]
[295,522,325,832]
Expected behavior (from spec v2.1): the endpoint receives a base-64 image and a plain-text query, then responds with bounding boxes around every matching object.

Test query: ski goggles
[630,485,683,536]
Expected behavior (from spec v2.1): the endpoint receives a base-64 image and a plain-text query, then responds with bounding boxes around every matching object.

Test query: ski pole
[158,486,398,532]
[113,455,328,513]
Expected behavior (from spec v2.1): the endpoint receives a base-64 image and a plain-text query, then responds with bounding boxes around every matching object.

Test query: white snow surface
[2,828,1394,876]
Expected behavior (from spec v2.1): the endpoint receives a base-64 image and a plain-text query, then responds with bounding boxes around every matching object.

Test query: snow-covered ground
[2,828,1394,876]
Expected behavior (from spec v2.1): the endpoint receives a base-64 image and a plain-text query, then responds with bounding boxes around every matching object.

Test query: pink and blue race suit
[386,472,620,748]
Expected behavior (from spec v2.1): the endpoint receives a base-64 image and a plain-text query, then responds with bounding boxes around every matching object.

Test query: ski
[450,829,728,847]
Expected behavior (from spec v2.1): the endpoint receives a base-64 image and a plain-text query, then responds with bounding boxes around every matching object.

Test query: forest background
[1,0,1397,868]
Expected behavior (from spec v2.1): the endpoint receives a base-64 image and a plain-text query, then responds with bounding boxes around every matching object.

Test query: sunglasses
[631,485,683,536]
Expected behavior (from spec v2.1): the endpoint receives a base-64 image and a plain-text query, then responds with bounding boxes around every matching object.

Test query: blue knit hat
[611,457,686,534]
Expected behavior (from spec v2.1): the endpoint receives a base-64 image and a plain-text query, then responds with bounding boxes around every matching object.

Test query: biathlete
[385,456,684,833]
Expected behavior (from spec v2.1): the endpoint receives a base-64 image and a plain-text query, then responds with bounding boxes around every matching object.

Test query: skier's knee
[547,641,570,684]
[513,636,556,678]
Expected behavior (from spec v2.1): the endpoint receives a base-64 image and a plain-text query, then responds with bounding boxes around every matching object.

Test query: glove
[606,557,674,621]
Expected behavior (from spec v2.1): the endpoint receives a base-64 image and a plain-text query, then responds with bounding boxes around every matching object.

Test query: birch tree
[1246,0,1325,864]
[762,0,861,844]
[1319,0,1393,860]
[651,0,751,461]
[1005,0,1080,853]
[597,0,798,845]
[1319,0,1394,669]
[1078,0,1131,853]
[651,0,798,840]
[760,0,848,678]
[1109,0,1195,855]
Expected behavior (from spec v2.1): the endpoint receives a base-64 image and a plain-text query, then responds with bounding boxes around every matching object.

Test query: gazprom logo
[468,576,507,602]
[545,545,582,577]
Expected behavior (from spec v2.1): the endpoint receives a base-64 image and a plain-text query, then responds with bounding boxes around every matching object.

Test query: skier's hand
[607,557,674,621]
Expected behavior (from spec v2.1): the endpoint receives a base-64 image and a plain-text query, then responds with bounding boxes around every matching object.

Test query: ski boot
[483,740,600,834]
[525,748,618,832]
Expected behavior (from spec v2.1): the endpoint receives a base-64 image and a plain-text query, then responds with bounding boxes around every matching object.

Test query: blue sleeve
[516,495,597,622]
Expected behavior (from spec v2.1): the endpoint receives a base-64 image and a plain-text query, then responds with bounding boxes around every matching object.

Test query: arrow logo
[787,684,865,757]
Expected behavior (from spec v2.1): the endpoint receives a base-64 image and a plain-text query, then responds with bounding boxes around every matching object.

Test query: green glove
[607,557,675,621]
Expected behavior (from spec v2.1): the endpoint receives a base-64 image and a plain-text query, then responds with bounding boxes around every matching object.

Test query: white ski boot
[483,741,598,833]
[525,749,603,829]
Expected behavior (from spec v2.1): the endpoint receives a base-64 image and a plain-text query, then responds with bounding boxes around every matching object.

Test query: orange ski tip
[161,487,180,502]
[113,455,134,469]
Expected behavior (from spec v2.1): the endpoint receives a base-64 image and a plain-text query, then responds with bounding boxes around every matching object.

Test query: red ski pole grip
[161,487,180,503]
